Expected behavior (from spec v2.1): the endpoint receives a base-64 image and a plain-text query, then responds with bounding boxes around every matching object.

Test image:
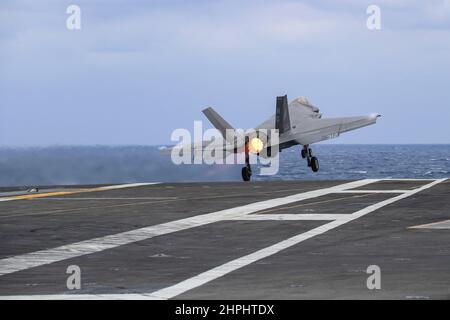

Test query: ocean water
[0,145,449,187]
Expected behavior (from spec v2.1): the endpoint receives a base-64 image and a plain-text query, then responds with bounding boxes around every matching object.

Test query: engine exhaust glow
[249,137,264,154]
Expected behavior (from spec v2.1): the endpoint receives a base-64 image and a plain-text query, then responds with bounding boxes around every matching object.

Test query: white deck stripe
[229,213,345,220]
[4,178,444,300]
[0,178,445,300]
[143,178,447,300]
[335,190,411,194]
[409,219,450,229]
[92,183,160,191]
[380,178,435,181]
[0,180,376,277]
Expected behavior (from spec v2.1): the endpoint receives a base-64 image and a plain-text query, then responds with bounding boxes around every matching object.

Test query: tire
[311,157,319,172]
[301,149,306,159]
[241,167,251,181]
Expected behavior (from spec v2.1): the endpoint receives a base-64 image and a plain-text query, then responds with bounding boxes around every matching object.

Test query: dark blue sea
[0,145,449,186]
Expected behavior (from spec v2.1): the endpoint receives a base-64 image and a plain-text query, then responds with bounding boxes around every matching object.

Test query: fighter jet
[171,95,380,181]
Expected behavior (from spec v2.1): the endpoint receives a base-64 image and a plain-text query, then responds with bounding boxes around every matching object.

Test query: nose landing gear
[241,165,252,181]
[241,137,252,181]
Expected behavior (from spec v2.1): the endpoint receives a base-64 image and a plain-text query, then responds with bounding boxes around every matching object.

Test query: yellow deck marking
[9,190,87,200]
[0,183,159,202]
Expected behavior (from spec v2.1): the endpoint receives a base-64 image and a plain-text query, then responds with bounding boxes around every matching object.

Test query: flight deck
[0,179,449,299]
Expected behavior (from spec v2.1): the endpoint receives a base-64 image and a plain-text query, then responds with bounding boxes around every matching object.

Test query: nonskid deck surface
[0,178,449,299]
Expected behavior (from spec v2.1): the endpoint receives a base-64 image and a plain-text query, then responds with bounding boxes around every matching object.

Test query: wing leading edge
[292,114,381,145]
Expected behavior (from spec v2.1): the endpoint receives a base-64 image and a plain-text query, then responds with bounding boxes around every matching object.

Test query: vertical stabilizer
[275,95,291,134]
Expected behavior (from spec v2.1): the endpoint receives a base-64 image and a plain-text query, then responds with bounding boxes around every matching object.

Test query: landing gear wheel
[241,167,252,181]
[301,149,306,159]
[310,156,319,172]
[242,136,253,181]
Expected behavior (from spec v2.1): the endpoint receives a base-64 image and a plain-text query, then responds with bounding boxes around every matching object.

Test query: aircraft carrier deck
[0,178,449,299]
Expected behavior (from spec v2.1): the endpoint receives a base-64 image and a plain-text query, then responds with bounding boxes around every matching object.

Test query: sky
[1,0,450,146]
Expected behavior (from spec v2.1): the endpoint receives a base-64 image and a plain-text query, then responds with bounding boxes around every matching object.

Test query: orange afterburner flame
[248,137,264,154]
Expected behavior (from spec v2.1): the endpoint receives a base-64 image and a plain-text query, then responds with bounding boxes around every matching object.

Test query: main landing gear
[302,145,319,172]
[241,137,252,181]
[240,143,319,181]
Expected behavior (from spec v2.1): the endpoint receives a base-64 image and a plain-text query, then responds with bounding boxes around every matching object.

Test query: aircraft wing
[291,114,380,145]
[257,96,380,149]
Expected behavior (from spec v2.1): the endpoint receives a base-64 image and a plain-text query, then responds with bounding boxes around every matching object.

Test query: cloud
[2,0,450,66]
[1,1,450,145]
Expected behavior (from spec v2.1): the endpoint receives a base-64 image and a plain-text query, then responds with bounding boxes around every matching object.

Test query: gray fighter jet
[169,95,380,181]
[201,95,380,181]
